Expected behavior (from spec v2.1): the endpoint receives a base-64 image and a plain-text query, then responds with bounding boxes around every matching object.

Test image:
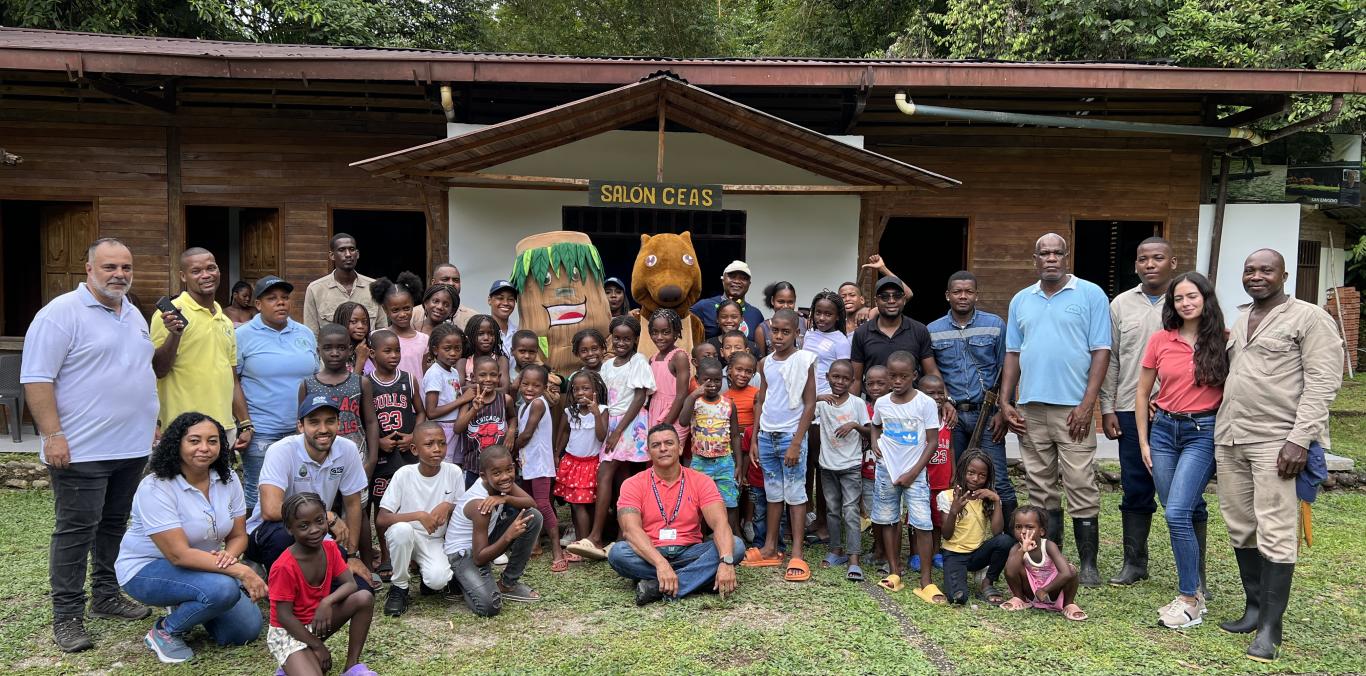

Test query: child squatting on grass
[1000,505,1088,621]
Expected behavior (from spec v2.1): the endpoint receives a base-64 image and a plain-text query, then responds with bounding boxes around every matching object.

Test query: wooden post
[656,96,666,183]
[166,125,183,297]
[1207,153,1230,285]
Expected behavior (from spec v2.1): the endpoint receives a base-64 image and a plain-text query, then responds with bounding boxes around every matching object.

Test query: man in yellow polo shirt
[151,248,251,451]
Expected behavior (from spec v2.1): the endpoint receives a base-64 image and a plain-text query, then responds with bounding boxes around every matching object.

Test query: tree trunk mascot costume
[632,232,704,358]
[510,232,612,376]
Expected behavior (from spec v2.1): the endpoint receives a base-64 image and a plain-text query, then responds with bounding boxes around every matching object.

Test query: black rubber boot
[1246,560,1294,662]
[1047,509,1066,553]
[1073,516,1101,588]
[1193,519,1212,601]
[1108,511,1150,586]
[1219,547,1262,634]
[1000,499,1018,530]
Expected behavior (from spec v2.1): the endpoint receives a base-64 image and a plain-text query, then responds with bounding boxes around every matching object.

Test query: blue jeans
[1147,410,1214,597]
[757,430,808,504]
[951,407,1016,503]
[607,536,746,600]
[1116,412,1157,514]
[122,558,262,645]
[747,486,788,551]
[241,431,286,514]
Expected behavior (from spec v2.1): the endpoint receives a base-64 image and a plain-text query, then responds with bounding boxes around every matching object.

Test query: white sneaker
[494,554,509,566]
[1157,596,1204,629]
[559,527,577,547]
[742,521,755,543]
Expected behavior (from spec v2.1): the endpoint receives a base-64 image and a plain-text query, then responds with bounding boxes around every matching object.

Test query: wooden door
[40,205,95,305]
[239,208,280,286]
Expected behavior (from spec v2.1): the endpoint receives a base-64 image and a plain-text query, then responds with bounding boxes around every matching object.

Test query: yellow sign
[589,180,722,211]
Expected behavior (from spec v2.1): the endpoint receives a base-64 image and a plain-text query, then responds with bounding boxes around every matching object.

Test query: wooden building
[2,27,1363,345]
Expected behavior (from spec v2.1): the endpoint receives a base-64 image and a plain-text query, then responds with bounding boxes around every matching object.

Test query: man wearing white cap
[691,260,764,340]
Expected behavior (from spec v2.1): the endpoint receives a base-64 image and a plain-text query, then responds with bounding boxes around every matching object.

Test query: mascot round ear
[680,232,693,247]
[640,233,652,246]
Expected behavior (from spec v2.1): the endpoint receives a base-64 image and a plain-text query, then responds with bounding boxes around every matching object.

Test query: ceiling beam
[81,76,175,113]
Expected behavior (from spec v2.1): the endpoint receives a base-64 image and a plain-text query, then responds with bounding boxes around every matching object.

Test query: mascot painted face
[510,231,612,375]
[631,232,706,357]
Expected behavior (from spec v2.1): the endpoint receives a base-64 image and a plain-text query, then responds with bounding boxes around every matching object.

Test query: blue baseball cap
[297,394,340,420]
[604,277,626,291]
[488,279,517,296]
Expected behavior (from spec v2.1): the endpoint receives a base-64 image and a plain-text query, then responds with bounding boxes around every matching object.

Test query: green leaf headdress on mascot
[510,231,612,375]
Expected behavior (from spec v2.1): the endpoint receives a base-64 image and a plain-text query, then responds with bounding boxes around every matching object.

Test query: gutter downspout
[894,91,1265,144]
[440,84,455,123]
[1226,94,1346,153]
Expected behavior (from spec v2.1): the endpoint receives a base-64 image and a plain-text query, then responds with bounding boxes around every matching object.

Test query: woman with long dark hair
[1135,271,1228,629]
[116,412,266,662]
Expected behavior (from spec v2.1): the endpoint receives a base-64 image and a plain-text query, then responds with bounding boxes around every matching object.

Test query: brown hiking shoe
[89,593,151,620]
[53,617,94,653]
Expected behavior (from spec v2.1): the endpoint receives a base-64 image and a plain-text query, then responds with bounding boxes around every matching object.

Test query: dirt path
[861,580,957,673]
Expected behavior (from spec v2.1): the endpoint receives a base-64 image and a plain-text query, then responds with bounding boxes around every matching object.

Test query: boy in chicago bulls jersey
[362,329,426,580]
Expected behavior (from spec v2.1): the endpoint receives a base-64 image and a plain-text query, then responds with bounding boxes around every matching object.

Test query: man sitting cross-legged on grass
[608,423,743,606]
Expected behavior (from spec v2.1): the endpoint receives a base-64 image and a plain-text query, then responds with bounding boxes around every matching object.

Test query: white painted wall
[1196,203,1302,326]
[446,124,862,305]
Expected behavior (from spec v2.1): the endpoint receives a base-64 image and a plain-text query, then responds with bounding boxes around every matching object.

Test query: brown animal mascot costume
[510,231,612,375]
[631,232,705,358]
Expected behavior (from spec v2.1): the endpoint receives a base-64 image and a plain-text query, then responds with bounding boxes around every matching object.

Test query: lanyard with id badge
[650,470,686,543]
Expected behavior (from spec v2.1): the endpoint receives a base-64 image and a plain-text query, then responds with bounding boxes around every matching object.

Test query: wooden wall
[0,107,444,327]
[861,135,1204,316]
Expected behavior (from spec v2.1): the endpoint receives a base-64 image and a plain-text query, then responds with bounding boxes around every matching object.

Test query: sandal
[550,558,569,573]
[562,551,583,563]
[804,534,831,546]
[497,581,541,603]
[740,547,784,568]
[784,558,812,582]
[979,584,1005,605]
[822,552,850,568]
[914,583,947,604]
[565,539,607,561]
[377,561,393,582]
[1063,603,1088,621]
[847,564,864,582]
[877,574,904,592]
[999,597,1029,611]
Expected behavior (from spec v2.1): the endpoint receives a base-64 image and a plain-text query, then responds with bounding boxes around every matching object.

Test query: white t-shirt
[802,328,851,396]
[379,462,464,540]
[517,396,555,480]
[758,352,804,433]
[872,391,940,482]
[817,395,870,471]
[444,479,499,556]
[566,404,607,458]
[601,353,655,417]
[246,434,367,534]
[422,362,463,423]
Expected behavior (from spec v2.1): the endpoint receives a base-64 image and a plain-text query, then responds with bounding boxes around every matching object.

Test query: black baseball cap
[253,275,294,299]
[876,276,905,294]
[604,277,626,291]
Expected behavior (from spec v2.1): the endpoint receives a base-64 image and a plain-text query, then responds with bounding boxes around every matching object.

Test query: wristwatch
[719,554,735,566]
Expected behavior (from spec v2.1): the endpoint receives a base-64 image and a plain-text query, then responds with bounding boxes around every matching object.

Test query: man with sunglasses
[850,275,941,396]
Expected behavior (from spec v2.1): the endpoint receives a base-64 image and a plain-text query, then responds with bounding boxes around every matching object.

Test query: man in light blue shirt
[927,270,1015,521]
[21,237,159,652]
[998,233,1111,588]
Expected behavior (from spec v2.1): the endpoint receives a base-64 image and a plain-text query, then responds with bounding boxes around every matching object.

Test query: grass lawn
[4,376,1366,674]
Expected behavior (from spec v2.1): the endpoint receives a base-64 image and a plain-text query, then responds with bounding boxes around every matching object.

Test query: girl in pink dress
[1000,506,1087,621]
[646,309,692,448]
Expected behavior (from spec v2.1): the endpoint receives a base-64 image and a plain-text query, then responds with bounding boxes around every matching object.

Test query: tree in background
[493,0,729,57]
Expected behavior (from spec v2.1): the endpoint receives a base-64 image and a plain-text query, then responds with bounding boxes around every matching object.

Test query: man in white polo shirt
[22,237,160,653]
[246,395,371,586]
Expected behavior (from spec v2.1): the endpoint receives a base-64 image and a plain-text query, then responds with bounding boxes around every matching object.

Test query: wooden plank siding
[860,138,1204,316]
[0,106,444,323]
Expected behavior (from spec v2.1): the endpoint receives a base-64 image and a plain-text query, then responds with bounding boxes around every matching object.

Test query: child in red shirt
[268,493,376,676]
[918,375,954,571]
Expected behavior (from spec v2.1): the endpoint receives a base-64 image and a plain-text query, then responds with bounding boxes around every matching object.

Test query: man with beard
[22,238,160,652]
[246,395,372,585]
[998,233,1112,587]
[692,260,764,339]
[151,247,252,455]
[303,232,386,334]
[1216,248,1341,662]
[850,275,941,396]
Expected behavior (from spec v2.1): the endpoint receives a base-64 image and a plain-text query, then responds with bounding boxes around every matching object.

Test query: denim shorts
[692,454,740,509]
[758,429,808,505]
[871,462,931,530]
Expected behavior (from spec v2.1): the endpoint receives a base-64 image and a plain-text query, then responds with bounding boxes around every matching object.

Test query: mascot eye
[645,255,658,267]
[682,254,695,266]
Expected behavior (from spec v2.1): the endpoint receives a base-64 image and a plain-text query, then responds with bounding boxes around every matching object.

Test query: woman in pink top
[646,309,692,447]
[1135,271,1228,630]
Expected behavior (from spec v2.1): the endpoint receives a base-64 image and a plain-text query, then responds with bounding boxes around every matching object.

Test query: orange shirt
[725,385,757,429]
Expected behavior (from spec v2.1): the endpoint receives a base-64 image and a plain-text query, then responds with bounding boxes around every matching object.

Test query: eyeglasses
[876,292,905,301]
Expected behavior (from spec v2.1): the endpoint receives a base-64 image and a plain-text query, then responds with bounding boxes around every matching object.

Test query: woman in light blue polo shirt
[117,412,267,663]
[236,276,318,511]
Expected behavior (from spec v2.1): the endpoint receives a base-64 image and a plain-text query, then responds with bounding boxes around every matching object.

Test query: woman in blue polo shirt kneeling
[117,412,267,663]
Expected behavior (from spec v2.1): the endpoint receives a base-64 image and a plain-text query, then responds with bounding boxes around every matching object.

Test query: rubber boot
[1246,560,1294,662]
[1219,547,1262,634]
[1073,516,1101,588]
[1047,509,1066,553]
[1108,511,1150,586]
[1000,499,1018,530]
[1193,519,1212,601]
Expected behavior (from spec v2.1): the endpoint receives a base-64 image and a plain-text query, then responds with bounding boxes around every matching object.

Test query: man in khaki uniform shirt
[302,232,386,334]
[1216,248,1342,663]
[1098,237,1210,591]
[411,262,479,330]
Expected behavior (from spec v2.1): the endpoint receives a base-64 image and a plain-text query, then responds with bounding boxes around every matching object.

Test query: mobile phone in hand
[155,296,189,327]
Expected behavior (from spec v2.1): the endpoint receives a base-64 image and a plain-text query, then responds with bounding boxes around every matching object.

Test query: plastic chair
[0,354,34,443]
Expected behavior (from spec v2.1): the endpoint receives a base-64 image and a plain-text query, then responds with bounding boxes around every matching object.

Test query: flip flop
[1063,603,1089,621]
[498,581,541,603]
[740,547,784,568]
[562,551,583,563]
[804,534,831,545]
[550,558,569,573]
[784,558,811,582]
[877,574,904,592]
[847,564,865,582]
[377,561,393,582]
[999,596,1029,611]
[822,552,850,567]
[914,583,947,604]
[565,539,607,561]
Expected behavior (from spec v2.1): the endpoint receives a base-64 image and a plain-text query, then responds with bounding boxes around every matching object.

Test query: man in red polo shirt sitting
[608,423,743,605]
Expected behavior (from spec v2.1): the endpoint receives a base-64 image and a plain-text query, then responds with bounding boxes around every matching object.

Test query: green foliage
[493,0,730,57]
[0,0,221,37]
[509,242,604,293]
